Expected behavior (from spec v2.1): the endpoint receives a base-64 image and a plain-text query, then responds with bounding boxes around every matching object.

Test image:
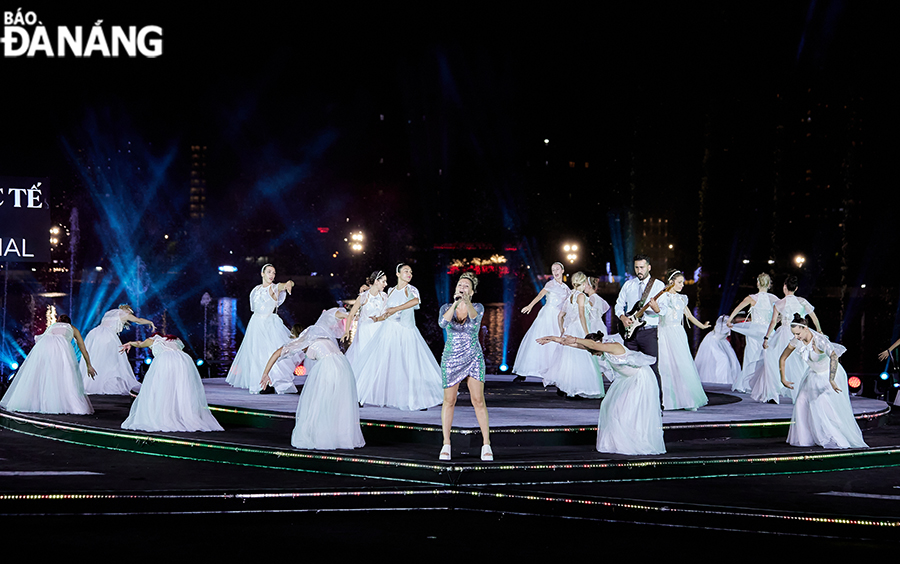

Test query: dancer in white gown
[538,333,664,455]
[120,335,223,432]
[343,270,388,367]
[1,316,96,414]
[513,262,570,379]
[752,275,822,404]
[80,304,155,395]
[261,324,364,450]
[656,270,710,410]
[541,272,605,398]
[780,315,867,449]
[353,263,443,410]
[695,315,741,385]
[585,276,620,382]
[726,273,778,392]
[226,264,296,394]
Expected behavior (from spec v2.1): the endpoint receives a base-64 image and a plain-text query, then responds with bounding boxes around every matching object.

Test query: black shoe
[260,385,276,395]
[556,389,566,397]
[513,375,526,383]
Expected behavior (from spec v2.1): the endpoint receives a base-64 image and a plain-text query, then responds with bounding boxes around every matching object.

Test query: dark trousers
[625,325,663,409]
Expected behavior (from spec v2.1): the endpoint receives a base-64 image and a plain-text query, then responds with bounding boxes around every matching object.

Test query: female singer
[80,304,155,395]
[226,264,296,394]
[438,272,492,461]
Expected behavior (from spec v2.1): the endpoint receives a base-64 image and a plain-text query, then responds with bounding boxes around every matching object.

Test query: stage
[2,375,900,551]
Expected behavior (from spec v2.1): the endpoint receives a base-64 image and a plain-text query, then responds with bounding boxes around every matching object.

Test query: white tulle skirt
[122,350,223,432]
[657,324,708,410]
[292,353,365,450]
[512,305,560,378]
[345,319,382,368]
[80,326,139,395]
[543,325,605,398]
[695,334,741,385]
[787,365,867,449]
[597,356,665,455]
[1,336,93,415]
[749,325,805,404]
[353,321,443,411]
[226,312,295,393]
[729,321,767,392]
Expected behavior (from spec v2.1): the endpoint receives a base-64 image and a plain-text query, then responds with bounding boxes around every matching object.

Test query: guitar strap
[638,279,654,309]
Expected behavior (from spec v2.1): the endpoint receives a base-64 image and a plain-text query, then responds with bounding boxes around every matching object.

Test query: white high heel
[481,444,493,461]
[439,444,451,461]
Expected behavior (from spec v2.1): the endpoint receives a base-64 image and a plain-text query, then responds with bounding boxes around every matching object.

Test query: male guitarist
[615,254,668,409]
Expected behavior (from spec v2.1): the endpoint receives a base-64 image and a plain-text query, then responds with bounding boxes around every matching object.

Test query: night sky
[1,3,896,368]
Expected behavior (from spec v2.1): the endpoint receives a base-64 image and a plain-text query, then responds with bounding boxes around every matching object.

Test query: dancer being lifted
[438,272,492,461]
[512,262,570,380]
[353,263,443,411]
[226,264,296,394]
[80,304,155,395]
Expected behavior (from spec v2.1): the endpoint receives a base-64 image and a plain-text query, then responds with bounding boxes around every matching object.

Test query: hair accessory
[260,263,274,276]
[667,270,683,282]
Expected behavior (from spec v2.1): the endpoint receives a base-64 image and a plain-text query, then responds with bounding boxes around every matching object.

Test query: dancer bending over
[1,315,95,414]
[120,334,223,432]
[262,324,364,450]
[780,315,867,449]
[81,304,155,395]
[539,333,664,455]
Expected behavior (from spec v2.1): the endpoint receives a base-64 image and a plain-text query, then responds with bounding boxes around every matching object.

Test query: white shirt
[614,277,668,328]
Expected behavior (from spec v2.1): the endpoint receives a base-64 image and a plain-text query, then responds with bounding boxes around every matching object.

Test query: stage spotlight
[10,362,18,370]
[847,376,861,389]
[196,359,204,367]
[879,371,889,381]
[499,363,509,372]
[144,357,152,365]
[294,364,307,376]
[794,255,806,267]
[218,265,238,273]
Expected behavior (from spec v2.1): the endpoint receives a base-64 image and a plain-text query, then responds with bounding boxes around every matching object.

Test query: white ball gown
[226,284,296,394]
[589,293,621,382]
[749,295,814,404]
[695,316,741,385]
[344,289,386,367]
[122,336,223,432]
[786,331,867,449]
[543,291,605,398]
[656,293,708,410]
[512,278,570,378]
[282,327,365,450]
[1,322,93,414]
[729,291,778,392]
[353,284,443,411]
[597,349,665,455]
[79,309,140,395]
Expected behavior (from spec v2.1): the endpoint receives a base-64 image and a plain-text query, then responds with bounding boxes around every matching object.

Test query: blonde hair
[459,271,479,293]
[571,271,587,291]
[757,273,771,290]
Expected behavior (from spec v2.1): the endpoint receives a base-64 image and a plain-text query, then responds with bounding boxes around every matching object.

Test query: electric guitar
[620,281,676,340]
